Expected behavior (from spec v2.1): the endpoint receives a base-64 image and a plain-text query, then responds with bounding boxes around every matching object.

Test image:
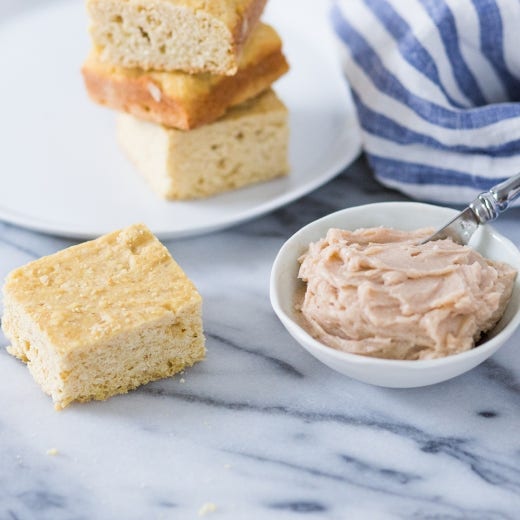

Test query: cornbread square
[2,224,205,410]
[86,0,267,75]
[117,89,290,200]
[82,23,289,130]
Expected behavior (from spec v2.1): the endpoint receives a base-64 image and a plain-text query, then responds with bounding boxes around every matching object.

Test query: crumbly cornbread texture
[87,0,267,74]
[82,23,289,129]
[2,224,205,409]
[117,89,289,200]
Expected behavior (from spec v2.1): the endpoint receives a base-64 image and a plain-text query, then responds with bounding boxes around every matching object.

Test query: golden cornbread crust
[2,224,205,409]
[117,89,290,200]
[87,0,268,74]
[82,24,289,130]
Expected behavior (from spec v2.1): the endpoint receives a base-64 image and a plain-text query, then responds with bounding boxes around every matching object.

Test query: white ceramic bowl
[270,202,520,388]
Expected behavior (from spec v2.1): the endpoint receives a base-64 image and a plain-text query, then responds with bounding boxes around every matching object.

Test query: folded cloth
[331,0,520,205]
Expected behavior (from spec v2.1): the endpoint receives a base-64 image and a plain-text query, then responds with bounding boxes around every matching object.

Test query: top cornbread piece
[2,224,205,409]
[87,0,267,74]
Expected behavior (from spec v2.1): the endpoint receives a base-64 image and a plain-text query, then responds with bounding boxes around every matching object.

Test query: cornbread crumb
[117,89,289,200]
[198,503,218,516]
[86,0,267,74]
[2,224,205,409]
[46,448,59,456]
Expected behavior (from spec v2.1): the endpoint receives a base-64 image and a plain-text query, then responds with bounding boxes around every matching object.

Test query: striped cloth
[331,0,520,205]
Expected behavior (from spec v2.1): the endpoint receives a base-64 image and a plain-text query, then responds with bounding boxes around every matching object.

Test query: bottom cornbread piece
[2,224,205,410]
[117,89,289,200]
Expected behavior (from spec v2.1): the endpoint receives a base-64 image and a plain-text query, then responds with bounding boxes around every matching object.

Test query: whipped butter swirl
[298,227,517,360]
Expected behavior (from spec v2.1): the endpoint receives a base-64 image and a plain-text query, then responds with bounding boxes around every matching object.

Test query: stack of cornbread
[82,0,290,200]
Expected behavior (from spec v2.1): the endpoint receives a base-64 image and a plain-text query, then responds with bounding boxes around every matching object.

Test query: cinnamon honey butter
[297,227,517,360]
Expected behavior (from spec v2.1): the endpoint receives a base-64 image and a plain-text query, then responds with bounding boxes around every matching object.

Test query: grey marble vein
[206,332,304,379]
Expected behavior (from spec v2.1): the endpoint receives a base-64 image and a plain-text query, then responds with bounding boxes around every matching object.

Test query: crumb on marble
[223,464,231,470]
[46,448,59,456]
[198,503,217,516]
[180,378,186,384]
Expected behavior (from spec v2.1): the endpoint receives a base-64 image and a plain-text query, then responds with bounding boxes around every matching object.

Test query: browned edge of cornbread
[82,46,288,130]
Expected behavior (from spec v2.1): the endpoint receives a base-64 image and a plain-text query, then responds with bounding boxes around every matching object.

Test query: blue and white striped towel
[331,0,520,205]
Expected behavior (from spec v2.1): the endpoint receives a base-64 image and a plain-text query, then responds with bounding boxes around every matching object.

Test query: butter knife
[423,173,520,245]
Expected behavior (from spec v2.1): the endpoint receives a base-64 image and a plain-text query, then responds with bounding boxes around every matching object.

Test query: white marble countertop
[1,158,520,519]
[2,2,520,519]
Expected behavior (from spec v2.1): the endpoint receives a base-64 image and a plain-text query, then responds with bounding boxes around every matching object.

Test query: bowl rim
[270,201,520,368]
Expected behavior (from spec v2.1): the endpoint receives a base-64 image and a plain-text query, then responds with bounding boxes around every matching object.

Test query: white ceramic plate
[0,0,361,239]
[270,203,520,388]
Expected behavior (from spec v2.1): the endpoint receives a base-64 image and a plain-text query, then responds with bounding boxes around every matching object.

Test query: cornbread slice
[2,224,205,410]
[117,89,290,200]
[86,0,267,75]
[82,23,289,130]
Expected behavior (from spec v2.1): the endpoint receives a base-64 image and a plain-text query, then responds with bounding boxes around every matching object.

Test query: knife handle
[470,173,520,224]
[491,172,520,211]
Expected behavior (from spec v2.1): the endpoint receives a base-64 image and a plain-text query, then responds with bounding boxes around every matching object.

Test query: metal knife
[423,173,520,245]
